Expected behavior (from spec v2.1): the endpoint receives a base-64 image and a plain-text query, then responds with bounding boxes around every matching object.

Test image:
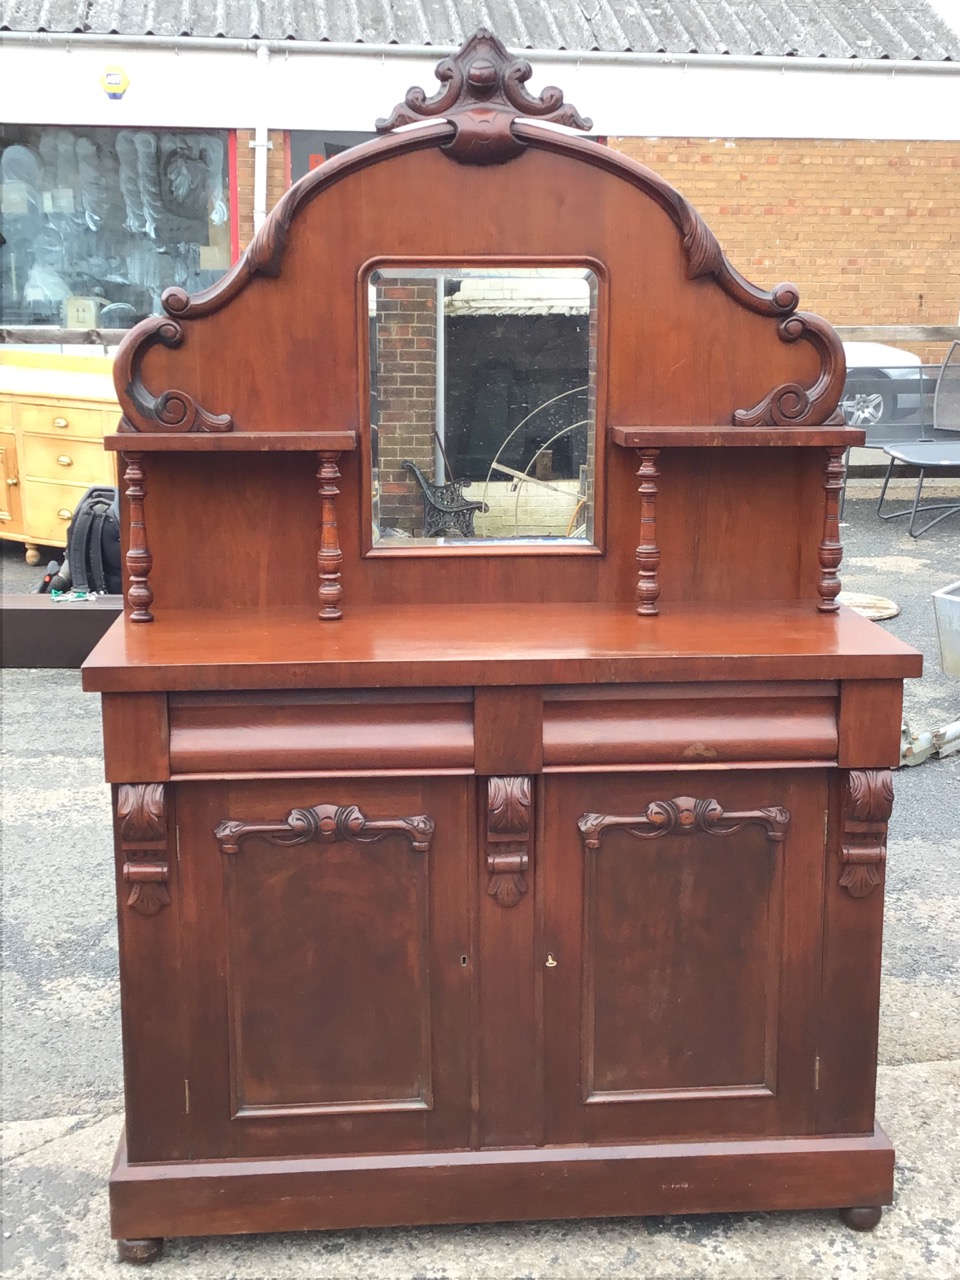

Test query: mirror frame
[358,255,609,558]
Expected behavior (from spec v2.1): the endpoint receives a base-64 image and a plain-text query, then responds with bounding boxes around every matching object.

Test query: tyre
[840,373,893,427]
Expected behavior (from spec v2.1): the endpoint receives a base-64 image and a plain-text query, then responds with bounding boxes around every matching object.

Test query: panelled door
[173,775,474,1160]
[540,769,828,1145]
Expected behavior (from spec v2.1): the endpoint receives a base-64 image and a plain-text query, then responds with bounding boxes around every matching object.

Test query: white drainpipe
[249,45,273,233]
[2,30,960,76]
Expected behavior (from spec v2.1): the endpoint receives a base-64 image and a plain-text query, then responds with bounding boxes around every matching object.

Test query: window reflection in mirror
[369,266,598,548]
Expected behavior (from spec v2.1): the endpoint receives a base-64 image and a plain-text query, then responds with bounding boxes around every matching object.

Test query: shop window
[0,126,232,328]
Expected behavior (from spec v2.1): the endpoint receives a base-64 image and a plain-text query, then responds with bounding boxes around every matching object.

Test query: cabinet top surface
[81,602,921,692]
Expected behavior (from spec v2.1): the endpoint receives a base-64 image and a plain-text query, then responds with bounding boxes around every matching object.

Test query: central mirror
[368,265,599,549]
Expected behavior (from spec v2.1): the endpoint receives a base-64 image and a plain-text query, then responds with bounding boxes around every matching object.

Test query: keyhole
[545,953,558,968]
[460,955,469,967]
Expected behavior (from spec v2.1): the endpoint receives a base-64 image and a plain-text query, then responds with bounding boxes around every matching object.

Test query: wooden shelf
[104,431,358,452]
[81,602,921,693]
[610,425,865,448]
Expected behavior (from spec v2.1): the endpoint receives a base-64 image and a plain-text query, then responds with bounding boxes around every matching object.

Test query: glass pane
[0,126,231,328]
[369,266,598,548]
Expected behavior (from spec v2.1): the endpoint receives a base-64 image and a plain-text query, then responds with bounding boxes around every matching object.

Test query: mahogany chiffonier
[81,32,921,1264]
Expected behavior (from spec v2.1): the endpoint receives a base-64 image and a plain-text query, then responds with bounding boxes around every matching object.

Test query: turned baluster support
[122,451,154,623]
[818,445,845,612]
[317,451,343,620]
[635,447,661,616]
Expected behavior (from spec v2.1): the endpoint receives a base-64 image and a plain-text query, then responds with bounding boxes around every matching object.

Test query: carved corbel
[840,770,893,897]
[215,803,434,855]
[117,784,169,916]
[376,29,591,166]
[579,795,790,850]
[486,777,532,908]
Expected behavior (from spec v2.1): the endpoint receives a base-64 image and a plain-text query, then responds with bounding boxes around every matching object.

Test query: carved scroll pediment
[376,29,592,166]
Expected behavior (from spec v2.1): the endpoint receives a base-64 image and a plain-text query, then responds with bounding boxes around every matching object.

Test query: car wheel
[840,376,893,427]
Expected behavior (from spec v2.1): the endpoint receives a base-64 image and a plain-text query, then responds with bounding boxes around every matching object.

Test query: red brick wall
[610,137,960,362]
[373,280,437,535]
[234,129,288,250]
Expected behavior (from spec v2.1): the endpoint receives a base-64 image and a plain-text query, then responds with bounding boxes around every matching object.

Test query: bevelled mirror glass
[368,266,598,548]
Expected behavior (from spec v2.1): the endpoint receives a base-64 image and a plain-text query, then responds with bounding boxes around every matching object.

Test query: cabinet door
[541,769,827,1144]
[0,431,23,533]
[126,776,474,1162]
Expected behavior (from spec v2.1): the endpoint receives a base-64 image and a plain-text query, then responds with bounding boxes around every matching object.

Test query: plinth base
[110,1127,894,1243]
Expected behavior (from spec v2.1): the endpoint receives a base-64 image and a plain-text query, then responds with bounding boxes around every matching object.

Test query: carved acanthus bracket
[115,316,233,433]
[486,776,532,908]
[215,804,435,855]
[117,784,169,916]
[840,770,893,898]
[733,312,846,429]
[376,29,592,166]
[579,796,791,850]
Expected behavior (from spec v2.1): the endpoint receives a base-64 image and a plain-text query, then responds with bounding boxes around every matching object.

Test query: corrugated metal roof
[1,0,958,60]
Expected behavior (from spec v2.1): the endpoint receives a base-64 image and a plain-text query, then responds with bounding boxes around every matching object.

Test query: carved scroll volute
[732,312,847,429]
[376,29,591,166]
[579,796,791,850]
[114,316,232,434]
[215,803,435,855]
[117,784,169,916]
[486,777,532,908]
[840,770,894,898]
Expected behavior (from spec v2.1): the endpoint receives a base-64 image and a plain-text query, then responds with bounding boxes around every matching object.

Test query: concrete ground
[1,481,958,1278]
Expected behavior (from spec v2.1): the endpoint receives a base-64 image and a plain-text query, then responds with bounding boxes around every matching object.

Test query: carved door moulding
[485,776,532,907]
[117,783,170,916]
[214,803,435,856]
[579,796,791,850]
[840,769,893,898]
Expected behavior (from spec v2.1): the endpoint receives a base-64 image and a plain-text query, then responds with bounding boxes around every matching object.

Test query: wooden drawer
[169,690,476,774]
[21,478,91,546]
[16,399,111,439]
[22,433,114,486]
[0,430,23,533]
[543,681,839,767]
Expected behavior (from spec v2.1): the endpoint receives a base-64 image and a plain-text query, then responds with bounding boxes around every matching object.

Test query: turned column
[317,451,343,620]
[122,451,154,623]
[818,445,845,612]
[635,447,661,616]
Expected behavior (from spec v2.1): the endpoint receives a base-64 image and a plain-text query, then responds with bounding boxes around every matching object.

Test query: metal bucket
[933,579,960,676]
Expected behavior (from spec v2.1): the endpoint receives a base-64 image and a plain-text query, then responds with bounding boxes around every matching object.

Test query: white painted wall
[1,39,959,139]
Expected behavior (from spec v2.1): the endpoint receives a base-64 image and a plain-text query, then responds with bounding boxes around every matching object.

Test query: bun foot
[839,1205,883,1232]
[117,1238,164,1264]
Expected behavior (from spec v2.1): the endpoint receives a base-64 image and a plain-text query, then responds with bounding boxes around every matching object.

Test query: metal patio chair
[877,340,960,537]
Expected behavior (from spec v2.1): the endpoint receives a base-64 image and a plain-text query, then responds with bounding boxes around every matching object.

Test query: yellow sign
[101,66,130,100]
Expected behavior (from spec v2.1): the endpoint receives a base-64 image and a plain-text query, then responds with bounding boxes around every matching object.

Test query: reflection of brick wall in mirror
[373,277,437,535]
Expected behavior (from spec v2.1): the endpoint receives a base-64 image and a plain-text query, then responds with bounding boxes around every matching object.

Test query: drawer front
[22,433,114,485]
[543,682,839,766]
[0,431,23,531]
[17,399,111,439]
[21,478,91,545]
[169,690,475,774]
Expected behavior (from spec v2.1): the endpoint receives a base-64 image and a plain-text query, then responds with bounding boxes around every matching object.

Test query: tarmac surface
[1,483,958,1278]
